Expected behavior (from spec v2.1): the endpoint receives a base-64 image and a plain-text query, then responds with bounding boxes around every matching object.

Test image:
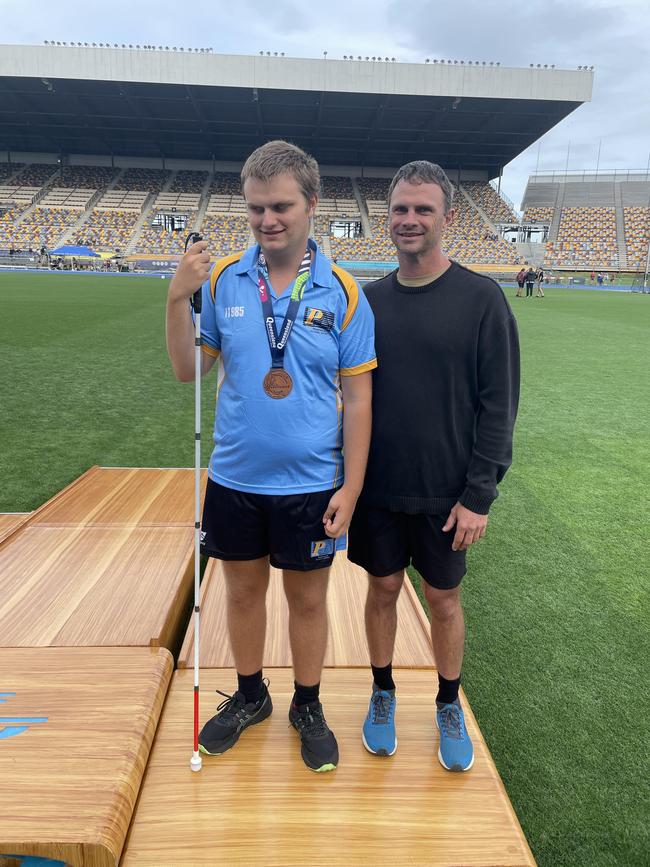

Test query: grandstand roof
[0,45,593,177]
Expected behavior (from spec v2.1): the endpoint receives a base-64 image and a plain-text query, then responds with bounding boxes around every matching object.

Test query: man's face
[244,172,316,258]
[388,179,454,257]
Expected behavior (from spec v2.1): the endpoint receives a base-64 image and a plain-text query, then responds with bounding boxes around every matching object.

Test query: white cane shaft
[194,310,201,688]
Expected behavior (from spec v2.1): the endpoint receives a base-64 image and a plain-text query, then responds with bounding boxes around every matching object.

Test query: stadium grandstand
[521,171,650,273]
[0,43,600,278]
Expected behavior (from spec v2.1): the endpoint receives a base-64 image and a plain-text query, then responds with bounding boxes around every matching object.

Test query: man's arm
[166,240,217,381]
[444,302,520,551]
[323,371,372,539]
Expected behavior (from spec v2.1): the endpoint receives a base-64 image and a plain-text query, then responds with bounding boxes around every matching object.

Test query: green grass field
[1,271,648,865]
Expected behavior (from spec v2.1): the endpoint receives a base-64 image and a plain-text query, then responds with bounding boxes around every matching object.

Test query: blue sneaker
[436,698,474,771]
[362,685,397,756]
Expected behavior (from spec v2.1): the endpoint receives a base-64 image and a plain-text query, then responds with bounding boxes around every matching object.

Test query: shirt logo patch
[304,308,334,333]
[310,539,334,558]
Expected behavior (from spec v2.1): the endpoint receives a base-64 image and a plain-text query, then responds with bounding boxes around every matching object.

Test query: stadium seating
[0,186,41,207]
[95,190,149,211]
[9,207,79,249]
[39,188,97,209]
[462,181,518,222]
[12,163,59,186]
[200,215,252,258]
[170,170,209,193]
[0,205,30,248]
[72,210,141,252]
[134,213,199,255]
[210,172,241,195]
[523,207,554,223]
[0,163,24,182]
[113,168,171,192]
[623,207,650,270]
[52,165,118,189]
[321,176,355,198]
[545,207,618,268]
[356,177,390,202]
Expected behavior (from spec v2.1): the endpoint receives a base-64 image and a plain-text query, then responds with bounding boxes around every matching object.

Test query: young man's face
[244,172,316,260]
[388,179,454,257]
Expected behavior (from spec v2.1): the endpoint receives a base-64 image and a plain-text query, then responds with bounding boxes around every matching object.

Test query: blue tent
[50,244,100,258]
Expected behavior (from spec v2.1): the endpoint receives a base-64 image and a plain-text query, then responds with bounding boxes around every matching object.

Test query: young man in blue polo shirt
[166,140,376,772]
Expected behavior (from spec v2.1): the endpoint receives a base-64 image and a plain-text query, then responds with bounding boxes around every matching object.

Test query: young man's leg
[198,481,274,756]
[283,565,339,772]
[283,566,330,687]
[198,557,273,756]
[422,582,474,772]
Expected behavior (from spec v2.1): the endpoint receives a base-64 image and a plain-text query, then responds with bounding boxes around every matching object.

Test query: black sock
[371,662,395,692]
[237,669,263,704]
[293,681,320,708]
[436,673,461,705]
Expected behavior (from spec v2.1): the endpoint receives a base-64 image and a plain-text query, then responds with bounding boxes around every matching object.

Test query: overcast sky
[2,0,649,209]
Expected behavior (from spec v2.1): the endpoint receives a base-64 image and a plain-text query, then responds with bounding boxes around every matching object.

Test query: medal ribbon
[258,245,311,370]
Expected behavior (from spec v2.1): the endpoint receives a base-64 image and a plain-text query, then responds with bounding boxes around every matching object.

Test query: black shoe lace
[371,691,392,725]
[214,689,248,723]
[439,704,463,740]
[294,704,328,738]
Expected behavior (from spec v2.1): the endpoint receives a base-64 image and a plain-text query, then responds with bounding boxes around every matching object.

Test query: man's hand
[442,502,488,551]
[168,240,210,302]
[323,486,359,539]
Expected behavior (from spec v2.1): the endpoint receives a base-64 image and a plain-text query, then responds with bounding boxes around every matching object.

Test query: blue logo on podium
[0,693,48,740]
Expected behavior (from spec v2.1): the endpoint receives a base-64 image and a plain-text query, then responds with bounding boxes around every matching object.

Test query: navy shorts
[348,502,466,590]
[201,478,339,572]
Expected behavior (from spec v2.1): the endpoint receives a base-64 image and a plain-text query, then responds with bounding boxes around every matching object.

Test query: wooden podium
[0,646,172,867]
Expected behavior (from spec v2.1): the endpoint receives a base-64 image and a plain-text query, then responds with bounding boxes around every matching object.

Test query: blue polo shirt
[199,239,377,495]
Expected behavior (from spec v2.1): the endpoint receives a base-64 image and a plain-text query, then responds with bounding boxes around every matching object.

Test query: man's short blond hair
[241,140,320,203]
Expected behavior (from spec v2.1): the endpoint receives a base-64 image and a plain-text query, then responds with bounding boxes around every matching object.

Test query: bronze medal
[263,368,293,399]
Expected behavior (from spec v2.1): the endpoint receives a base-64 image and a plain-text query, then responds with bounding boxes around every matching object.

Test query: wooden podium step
[179,554,435,669]
[0,468,205,649]
[122,667,535,867]
[0,514,30,546]
[0,646,172,867]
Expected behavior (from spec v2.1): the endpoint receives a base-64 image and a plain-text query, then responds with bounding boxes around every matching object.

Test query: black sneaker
[198,682,272,756]
[288,701,338,772]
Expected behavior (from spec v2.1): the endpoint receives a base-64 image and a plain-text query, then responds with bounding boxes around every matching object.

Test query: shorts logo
[304,308,334,333]
[310,539,334,558]
[200,531,206,543]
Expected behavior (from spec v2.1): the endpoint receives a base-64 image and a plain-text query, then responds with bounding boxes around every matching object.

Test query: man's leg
[423,582,474,772]
[283,566,339,772]
[422,583,464,681]
[198,557,273,756]
[361,571,404,756]
[365,570,404,669]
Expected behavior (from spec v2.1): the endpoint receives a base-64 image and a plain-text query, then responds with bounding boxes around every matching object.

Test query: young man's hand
[168,240,210,301]
[442,502,488,551]
[323,486,359,539]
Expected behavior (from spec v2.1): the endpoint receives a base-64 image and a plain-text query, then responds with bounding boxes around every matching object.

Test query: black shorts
[201,479,339,572]
[348,502,466,590]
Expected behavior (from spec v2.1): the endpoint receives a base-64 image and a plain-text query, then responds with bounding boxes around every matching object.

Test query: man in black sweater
[348,161,519,772]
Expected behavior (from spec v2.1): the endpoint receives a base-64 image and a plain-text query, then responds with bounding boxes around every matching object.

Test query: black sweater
[361,262,520,515]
